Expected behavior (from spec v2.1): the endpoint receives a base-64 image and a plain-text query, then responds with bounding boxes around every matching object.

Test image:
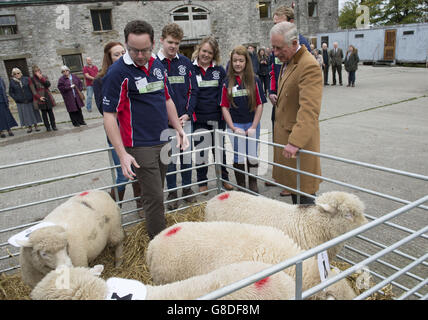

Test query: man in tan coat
[270,21,323,204]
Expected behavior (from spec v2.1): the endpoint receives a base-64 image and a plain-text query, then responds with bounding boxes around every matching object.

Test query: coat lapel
[277,46,307,98]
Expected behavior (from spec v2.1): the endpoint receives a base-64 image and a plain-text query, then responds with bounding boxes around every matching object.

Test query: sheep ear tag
[105,278,147,300]
[8,222,57,247]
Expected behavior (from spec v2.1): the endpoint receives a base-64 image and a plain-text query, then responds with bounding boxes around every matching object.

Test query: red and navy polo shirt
[220,75,266,124]
[102,52,172,147]
[191,59,226,123]
[156,51,198,120]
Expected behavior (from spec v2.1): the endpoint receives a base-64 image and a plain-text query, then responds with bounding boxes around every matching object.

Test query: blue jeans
[227,122,260,164]
[108,139,129,192]
[86,86,93,111]
[166,121,193,190]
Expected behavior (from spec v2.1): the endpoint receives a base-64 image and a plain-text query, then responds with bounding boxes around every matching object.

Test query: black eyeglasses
[127,45,152,55]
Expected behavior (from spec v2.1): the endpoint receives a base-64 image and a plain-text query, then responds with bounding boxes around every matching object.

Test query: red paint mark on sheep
[218,193,229,201]
[255,277,270,289]
[79,191,89,196]
[165,226,181,237]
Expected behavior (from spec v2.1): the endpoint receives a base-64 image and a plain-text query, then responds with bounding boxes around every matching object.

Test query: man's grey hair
[270,21,299,46]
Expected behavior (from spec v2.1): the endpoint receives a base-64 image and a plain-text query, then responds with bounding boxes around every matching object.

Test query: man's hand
[179,114,190,128]
[268,94,277,106]
[282,143,299,159]
[119,152,140,180]
[176,129,189,151]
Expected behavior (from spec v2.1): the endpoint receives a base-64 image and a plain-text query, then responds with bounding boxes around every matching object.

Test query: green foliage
[339,0,428,29]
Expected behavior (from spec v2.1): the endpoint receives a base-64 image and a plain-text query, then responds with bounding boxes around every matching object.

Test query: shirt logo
[212,71,220,80]
[178,65,187,76]
[153,68,164,80]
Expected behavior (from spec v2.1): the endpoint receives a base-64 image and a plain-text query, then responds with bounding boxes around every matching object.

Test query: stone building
[0,0,338,89]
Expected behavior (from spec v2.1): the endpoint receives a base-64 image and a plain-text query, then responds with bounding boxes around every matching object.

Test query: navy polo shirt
[156,51,198,120]
[220,75,266,123]
[102,52,171,147]
[191,60,226,123]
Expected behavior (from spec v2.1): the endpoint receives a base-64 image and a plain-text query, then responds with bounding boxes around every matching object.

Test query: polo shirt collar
[157,49,179,61]
[124,51,156,74]
[193,58,215,71]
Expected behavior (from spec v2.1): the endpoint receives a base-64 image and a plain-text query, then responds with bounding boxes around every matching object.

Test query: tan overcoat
[272,45,323,195]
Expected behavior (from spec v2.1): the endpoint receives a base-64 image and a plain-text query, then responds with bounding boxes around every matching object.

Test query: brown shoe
[222,182,234,190]
[280,189,291,196]
[182,187,196,203]
[264,180,276,187]
[199,185,208,193]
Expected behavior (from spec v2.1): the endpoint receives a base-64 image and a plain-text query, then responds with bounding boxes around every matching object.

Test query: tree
[338,0,383,29]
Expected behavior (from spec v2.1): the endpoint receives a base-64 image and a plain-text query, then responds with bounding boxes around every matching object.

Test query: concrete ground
[1,65,427,297]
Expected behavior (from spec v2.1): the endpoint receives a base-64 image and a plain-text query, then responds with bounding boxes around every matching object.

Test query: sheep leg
[114,242,124,268]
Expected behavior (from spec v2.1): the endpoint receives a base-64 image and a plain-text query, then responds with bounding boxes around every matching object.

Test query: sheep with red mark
[30,262,296,300]
[146,221,357,300]
[205,191,367,259]
[11,190,125,288]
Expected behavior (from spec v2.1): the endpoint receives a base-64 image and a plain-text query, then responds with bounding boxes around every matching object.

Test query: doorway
[4,58,29,79]
[180,44,196,60]
[384,29,396,61]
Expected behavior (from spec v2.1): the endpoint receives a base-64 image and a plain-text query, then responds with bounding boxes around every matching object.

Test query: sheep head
[315,191,368,228]
[17,226,73,273]
[31,265,107,300]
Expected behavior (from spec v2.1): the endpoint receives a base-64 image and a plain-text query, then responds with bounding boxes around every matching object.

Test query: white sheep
[205,191,367,259]
[30,262,296,300]
[11,189,125,288]
[146,221,357,300]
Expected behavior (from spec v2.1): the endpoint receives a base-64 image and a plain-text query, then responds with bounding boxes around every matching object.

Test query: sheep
[30,262,296,300]
[205,191,368,259]
[146,221,357,300]
[10,189,125,288]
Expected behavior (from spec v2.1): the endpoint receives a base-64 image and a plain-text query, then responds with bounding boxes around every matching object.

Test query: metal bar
[295,261,303,300]
[296,153,301,204]
[355,252,428,300]
[397,278,428,300]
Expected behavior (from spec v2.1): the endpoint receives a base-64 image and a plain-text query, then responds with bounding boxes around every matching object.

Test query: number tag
[106,277,147,300]
[317,251,330,282]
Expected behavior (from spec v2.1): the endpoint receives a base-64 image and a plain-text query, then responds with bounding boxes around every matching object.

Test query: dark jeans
[41,109,56,129]
[291,194,316,205]
[258,74,269,95]
[126,143,168,239]
[322,64,329,84]
[348,71,356,85]
[193,121,229,186]
[332,64,343,85]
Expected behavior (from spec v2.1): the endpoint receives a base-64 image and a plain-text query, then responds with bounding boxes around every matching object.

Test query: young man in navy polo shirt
[102,20,189,239]
[157,23,198,210]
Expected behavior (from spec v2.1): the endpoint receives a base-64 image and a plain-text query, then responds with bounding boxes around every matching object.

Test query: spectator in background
[313,49,323,69]
[57,65,86,127]
[9,68,41,133]
[321,43,330,86]
[157,23,198,210]
[344,45,360,87]
[329,42,344,86]
[29,65,57,132]
[83,57,98,113]
[257,47,270,96]
[0,75,18,138]
[93,41,144,216]
[191,36,234,193]
[247,45,259,76]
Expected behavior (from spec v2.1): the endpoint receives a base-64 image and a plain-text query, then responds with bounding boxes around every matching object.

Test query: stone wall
[0,0,338,88]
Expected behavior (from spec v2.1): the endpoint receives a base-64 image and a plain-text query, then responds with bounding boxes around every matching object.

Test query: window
[258,1,271,19]
[308,0,318,17]
[90,9,112,31]
[62,54,83,73]
[403,30,414,35]
[171,5,210,38]
[355,34,364,38]
[0,15,18,35]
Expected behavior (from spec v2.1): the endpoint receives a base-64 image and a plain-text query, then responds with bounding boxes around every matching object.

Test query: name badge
[8,222,57,247]
[106,277,147,300]
[135,78,148,91]
[196,75,202,85]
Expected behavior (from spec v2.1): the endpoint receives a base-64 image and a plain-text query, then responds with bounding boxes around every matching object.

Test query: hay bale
[0,203,393,300]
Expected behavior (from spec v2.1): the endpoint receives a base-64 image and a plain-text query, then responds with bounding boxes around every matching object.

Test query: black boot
[247,159,259,193]
[233,163,246,190]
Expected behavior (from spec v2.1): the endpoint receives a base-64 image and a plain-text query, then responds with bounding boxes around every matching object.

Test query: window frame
[0,14,18,36]
[90,9,113,32]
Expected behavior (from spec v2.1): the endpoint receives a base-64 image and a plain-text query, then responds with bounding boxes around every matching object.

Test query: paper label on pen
[317,250,330,282]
